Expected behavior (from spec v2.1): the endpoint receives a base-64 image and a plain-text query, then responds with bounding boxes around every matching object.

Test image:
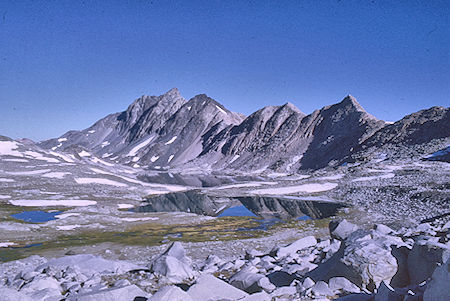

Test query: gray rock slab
[188,274,249,301]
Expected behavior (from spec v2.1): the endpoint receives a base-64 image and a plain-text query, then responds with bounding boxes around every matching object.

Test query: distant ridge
[39,89,450,172]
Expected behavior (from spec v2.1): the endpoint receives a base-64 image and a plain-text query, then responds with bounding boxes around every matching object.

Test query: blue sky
[1,0,449,141]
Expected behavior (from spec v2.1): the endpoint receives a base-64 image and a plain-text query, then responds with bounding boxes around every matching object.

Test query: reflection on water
[218,205,257,217]
[11,210,63,223]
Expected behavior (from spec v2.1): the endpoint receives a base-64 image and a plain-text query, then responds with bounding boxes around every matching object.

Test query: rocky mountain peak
[280,102,305,115]
[338,95,365,112]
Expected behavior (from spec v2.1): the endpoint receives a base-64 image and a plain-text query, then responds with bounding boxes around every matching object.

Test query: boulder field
[0,218,448,300]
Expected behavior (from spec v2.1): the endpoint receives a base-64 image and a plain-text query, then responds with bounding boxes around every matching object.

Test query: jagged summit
[337,94,365,112]
[281,102,304,114]
[38,89,449,172]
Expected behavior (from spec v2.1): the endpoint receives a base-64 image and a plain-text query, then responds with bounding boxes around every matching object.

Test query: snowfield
[0,141,23,157]
[9,199,97,207]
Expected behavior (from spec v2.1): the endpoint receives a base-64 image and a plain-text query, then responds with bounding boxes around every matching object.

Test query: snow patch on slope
[165,136,177,145]
[215,105,227,114]
[0,141,23,157]
[128,136,155,157]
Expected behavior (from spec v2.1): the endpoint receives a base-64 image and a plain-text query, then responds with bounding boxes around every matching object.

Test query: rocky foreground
[0,218,448,301]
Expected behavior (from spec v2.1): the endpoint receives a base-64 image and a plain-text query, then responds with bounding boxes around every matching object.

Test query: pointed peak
[161,87,184,101]
[281,102,304,114]
[164,87,180,96]
[339,94,364,111]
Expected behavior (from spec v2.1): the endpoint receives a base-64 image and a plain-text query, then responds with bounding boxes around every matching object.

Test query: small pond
[11,210,63,223]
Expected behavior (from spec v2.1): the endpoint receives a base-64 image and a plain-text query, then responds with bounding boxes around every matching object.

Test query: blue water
[297,215,312,221]
[11,211,63,223]
[218,206,257,217]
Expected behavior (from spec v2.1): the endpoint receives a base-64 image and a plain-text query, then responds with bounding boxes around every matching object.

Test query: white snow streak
[78,150,91,157]
[128,136,155,157]
[42,172,71,179]
[0,242,16,248]
[150,156,159,162]
[229,155,240,163]
[215,105,227,114]
[3,158,28,162]
[164,136,177,145]
[168,155,174,163]
[57,225,81,230]
[101,141,110,148]
[0,178,14,182]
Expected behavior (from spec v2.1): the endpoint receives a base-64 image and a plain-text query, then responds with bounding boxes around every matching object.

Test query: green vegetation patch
[0,216,270,262]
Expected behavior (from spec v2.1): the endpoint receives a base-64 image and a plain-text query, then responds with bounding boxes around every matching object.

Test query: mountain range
[38,88,450,172]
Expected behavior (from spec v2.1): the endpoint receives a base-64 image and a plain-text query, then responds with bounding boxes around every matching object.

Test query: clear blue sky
[1,0,449,141]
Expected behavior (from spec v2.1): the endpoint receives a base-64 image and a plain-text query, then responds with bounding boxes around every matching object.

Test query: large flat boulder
[149,242,195,283]
[149,285,193,301]
[66,284,149,301]
[272,235,317,259]
[329,219,359,241]
[188,274,249,301]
